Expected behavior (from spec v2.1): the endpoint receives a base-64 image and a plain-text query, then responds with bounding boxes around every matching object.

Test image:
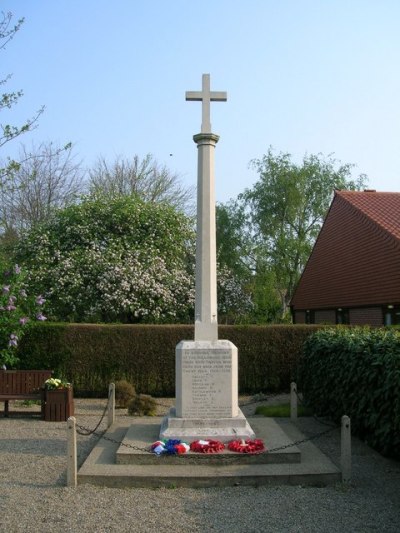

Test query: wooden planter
[44,387,74,422]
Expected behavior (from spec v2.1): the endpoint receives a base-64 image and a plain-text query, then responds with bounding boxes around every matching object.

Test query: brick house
[290,190,400,326]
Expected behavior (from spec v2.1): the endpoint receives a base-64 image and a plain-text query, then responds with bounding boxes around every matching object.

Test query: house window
[384,305,400,326]
[336,308,349,324]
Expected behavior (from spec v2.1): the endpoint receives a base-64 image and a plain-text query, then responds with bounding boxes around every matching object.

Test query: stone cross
[160,74,254,441]
[186,73,227,133]
[186,74,227,342]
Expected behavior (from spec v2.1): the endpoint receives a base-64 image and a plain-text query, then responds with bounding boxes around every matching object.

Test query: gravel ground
[1,395,399,533]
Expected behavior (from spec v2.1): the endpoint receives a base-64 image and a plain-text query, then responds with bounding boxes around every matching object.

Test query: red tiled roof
[337,190,400,240]
[290,190,400,310]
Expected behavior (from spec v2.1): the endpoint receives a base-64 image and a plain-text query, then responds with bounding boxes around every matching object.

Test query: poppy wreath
[227,439,265,453]
[190,439,225,453]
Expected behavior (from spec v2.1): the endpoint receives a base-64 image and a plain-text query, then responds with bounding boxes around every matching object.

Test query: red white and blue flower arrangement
[151,438,265,455]
[151,440,190,455]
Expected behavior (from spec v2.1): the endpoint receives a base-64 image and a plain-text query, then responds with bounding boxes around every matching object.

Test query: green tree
[216,201,258,322]
[216,201,253,279]
[15,195,196,323]
[242,148,367,316]
[216,200,285,323]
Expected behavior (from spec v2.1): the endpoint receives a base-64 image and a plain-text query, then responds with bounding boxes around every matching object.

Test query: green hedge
[17,323,320,396]
[299,327,400,458]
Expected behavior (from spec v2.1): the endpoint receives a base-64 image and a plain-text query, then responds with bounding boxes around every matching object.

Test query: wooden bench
[0,369,53,417]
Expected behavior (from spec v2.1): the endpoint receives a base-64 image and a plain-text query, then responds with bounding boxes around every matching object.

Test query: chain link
[76,422,152,453]
[76,417,338,461]
[74,389,339,461]
[293,386,337,428]
[75,389,112,436]
[266,425,338,453]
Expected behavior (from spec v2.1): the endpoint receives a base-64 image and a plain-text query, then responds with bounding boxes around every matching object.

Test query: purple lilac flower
[19,289,27,298]
[8,334,18,347]
[2,286,10,294]
[36,295,46,305]
[14,264,21,275]
[8,296,17,304]
[19,317,29,325]
[5,304,16,311]
[36,312,47,321]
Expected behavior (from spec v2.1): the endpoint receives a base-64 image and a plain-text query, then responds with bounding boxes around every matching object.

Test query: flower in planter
[44,378,71,390]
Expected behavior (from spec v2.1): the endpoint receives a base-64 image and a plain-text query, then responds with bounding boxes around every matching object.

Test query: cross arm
[185,91,227,102]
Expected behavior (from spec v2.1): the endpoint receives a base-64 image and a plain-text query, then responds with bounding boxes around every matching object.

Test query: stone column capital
[193,132,220,145]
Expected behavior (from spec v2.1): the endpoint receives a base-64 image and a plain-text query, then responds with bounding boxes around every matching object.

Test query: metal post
[67,416,77,487]
[341,415,351,483]
[108,382,115,428]
[290,382,298,420]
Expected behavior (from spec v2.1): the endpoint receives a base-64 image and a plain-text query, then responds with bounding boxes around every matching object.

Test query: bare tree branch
[88,154,194,213]
[0,142,85,233]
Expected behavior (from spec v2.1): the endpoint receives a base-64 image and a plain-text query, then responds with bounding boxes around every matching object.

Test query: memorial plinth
[160,340,255,442]
[176,340,237,418]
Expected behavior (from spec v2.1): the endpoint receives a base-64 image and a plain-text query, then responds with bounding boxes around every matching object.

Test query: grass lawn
[255,403,313,417]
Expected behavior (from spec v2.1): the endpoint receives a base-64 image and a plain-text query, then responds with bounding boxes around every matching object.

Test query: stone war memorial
[160,73,255,442]
[78,75,343,487]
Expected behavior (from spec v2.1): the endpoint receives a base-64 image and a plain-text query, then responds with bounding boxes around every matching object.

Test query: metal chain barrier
[75,422,152,453]
[67,391,350,485]
[75,388,113,436]
[266,425,338,453]
[74,421,338,463]
[294,385,337,428]
[74,395,340,462]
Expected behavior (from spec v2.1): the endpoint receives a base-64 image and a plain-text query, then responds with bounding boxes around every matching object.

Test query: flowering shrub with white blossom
[16,195,196,323]
[217,264,254,324]
[0,264,47,367]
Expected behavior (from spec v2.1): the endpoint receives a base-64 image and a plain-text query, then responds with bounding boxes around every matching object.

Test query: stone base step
[116,418,300,465]
[159,407,256,442]
[78,417,342,488]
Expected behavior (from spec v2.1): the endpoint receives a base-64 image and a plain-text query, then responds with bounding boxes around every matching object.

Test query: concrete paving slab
[78,417,342,488]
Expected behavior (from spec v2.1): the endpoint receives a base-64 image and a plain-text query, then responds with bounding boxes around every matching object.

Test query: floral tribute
[151,439,190,455]
[227,439,265,453]
[190,440,225,453]
[151,438,265,455]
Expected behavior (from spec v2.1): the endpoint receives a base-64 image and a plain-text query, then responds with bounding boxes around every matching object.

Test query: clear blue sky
[2,0,400,202]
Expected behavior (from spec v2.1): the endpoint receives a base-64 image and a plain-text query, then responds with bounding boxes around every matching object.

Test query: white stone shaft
[186,73,227,133]
[186,74,227,341]
[193,133,219,341]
